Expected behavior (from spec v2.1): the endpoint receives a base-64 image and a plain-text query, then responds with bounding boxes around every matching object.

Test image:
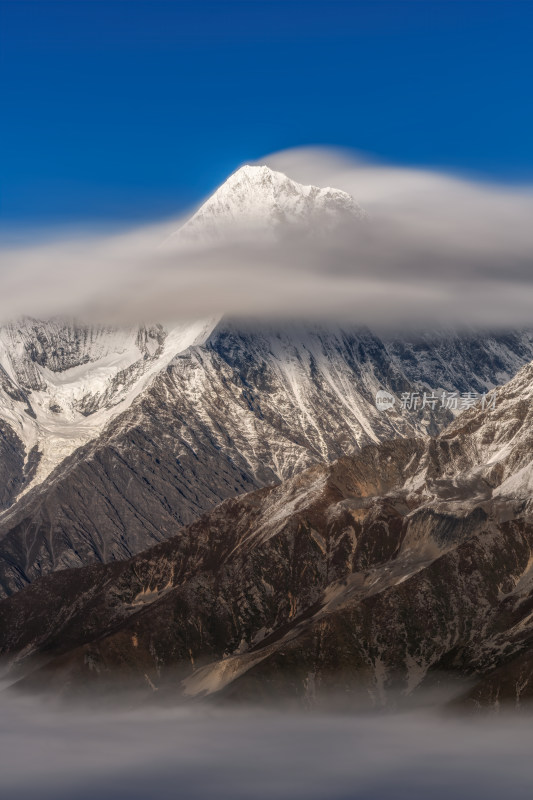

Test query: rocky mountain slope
[1,362,533,710]
[1,318,533,598]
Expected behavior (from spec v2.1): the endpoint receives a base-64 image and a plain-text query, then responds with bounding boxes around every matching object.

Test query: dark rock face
[1,321,532,599]
[383,329,533,395]
[0,439,431,684]
[0,372,264,596]
[0,323,432,598]
[2,363,533,711]
[0,421,25,512]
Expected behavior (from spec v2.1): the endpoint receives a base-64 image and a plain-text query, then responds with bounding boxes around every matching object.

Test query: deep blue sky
[1,0,532,230]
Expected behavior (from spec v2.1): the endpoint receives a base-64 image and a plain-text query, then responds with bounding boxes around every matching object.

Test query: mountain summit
[166,164,366,243]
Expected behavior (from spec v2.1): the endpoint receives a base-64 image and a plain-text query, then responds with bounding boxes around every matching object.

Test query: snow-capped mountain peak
[166,164,366,244]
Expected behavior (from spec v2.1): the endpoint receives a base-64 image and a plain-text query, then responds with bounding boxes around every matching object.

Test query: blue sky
[1,0,532,229]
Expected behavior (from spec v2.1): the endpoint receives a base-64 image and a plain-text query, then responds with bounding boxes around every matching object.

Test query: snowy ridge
[0,317,219,495]
[436,359,533,504]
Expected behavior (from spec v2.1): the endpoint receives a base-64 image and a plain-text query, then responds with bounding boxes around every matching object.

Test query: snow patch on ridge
[0,317,220,496]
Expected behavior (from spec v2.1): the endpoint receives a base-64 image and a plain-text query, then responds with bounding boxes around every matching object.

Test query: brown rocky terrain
[1,360,533,709]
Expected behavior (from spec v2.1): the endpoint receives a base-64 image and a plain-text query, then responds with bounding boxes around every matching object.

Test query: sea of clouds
[1,689,533,800]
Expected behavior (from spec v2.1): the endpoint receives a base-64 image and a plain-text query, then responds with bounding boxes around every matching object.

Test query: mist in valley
[1,685,533,800]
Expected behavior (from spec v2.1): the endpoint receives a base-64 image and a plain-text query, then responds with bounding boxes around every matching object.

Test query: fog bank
[1,692,533,800]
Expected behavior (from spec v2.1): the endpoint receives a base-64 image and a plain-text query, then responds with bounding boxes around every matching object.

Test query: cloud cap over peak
[2,147,533,329]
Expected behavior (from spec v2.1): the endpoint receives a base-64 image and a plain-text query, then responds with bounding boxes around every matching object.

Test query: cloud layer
[1,691,533,800]
[2,147,533,328]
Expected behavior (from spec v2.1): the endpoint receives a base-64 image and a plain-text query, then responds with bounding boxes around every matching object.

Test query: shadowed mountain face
[2,360,533,710]
[1,320,533,599]
[0,421,26,512]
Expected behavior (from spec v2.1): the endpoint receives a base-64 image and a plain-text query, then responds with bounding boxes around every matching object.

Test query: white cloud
[2,147,533,328]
